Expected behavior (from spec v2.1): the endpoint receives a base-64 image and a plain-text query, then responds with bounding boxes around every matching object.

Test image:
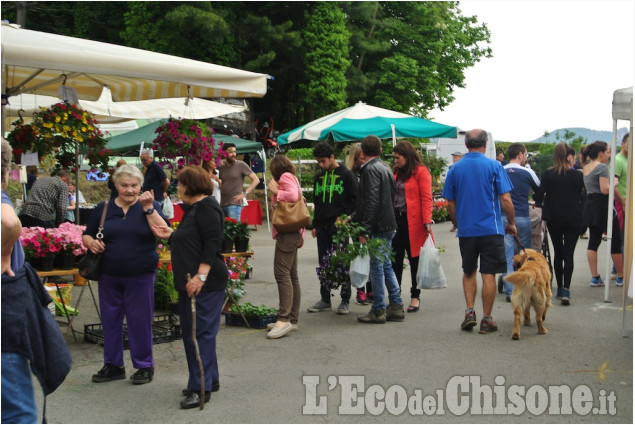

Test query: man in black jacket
[307,142,358,315]
[354,135,405,324]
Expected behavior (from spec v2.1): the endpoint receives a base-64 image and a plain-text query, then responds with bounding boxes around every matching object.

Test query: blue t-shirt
[503,163,540,218]
[1,191,25,273]
[442,152,513,237]
[83,200,164,276]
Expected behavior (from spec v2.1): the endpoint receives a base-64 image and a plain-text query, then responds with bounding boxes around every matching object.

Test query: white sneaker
[267,322,297,331]
[266,322,293,339]
[336,302,350,315]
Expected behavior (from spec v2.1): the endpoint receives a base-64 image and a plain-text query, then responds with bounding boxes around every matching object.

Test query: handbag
[78,201,108,280]
[272,177,311,233]
[416,232,447,289]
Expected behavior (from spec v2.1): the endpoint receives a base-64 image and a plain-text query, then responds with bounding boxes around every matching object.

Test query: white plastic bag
[349,254,370,288]
[416,234,447,289]
[162,197,174,220]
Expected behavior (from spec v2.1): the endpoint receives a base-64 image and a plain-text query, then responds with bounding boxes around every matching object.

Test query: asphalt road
[38,220,632,423]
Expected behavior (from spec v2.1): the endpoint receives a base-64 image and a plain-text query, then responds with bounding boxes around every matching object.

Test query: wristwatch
[144,207,155,215]
[196,274,207,282]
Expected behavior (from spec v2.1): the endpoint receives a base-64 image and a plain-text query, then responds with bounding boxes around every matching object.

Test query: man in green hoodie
[308,142,358,315]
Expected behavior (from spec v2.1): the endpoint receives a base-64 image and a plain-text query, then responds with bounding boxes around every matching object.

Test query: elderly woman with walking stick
[152,166,228,409]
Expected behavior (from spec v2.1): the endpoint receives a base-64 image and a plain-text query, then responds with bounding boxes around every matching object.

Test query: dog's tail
[503,270,535,288]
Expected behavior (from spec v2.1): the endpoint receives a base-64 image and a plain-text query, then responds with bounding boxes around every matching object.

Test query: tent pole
[622,119,633,337]
[604,122,618,303]
[261,148,270,233]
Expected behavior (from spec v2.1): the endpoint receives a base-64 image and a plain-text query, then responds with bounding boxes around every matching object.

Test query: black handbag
[78,201,108,280]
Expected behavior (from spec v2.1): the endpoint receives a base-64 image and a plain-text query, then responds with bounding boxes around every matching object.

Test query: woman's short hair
[113,164,144,186]
[269,154,296,181]
[177,166,213,197]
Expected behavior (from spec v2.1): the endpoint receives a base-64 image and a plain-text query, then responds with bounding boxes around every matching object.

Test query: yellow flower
[63,125,71,132]
[55,116,61,123]
[43,122,53,128]
[81,127,86,132]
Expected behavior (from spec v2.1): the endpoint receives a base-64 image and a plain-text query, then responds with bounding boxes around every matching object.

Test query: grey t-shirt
[583,163,609,194]
[218,160,252,206]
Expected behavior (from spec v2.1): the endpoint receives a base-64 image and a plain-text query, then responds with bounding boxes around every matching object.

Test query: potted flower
[222,217,239,252]
[30,102,111,172]
[151,118,226,170]
[154,262,178,314]
[20,227,61,271]
[6,119,46,163]
[234,219,251,252]
[52,223,87,269]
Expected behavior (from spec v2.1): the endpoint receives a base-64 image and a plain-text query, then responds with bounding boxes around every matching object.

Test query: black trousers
[392,211,421,299]
[546,221,580,289]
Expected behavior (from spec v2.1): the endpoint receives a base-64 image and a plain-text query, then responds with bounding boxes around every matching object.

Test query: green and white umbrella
[277,101,457,145]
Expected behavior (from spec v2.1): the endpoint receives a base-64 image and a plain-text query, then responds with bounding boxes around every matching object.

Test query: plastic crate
[84,314,181,349]
[224,313,276,329]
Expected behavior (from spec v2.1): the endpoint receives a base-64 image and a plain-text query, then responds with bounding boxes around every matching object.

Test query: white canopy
[4,89,246,128]
[1,21,269,101]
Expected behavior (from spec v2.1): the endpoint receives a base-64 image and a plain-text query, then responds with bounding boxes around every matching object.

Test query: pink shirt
[271,172,306,244]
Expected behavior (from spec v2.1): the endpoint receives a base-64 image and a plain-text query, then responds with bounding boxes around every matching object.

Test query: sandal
[407,298,420,313]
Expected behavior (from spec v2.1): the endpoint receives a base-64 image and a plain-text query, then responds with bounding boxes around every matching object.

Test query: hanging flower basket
[27,102,111,172]
[6,120,45,163]
[151,118,226,169]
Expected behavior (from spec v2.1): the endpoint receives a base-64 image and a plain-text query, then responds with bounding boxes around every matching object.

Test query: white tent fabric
[1,21,269,101]
[4,89,246,129]
[610,87,633,337]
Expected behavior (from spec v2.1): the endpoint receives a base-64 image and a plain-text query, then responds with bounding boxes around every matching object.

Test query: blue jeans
[1,352,37,424]
[222,205,242,221]
[502,216,532,296]
[369,231,403,311]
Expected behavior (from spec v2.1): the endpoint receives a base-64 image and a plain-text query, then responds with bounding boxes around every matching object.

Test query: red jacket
[395,165,433,257]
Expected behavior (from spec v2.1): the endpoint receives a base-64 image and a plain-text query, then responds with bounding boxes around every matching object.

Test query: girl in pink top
[266,155,305,339]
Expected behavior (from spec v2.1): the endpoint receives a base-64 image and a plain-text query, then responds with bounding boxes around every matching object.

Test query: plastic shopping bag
[349,254,370,288]
[416,234,447,289]
[162,197,175,220]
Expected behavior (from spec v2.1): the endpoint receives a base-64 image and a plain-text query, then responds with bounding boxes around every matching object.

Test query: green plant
[228,302,277,318]
[420,150,448,180]
[154,263,178,311]
[223,217,239,240]
[234,219,250,239]
[316,216,391,290]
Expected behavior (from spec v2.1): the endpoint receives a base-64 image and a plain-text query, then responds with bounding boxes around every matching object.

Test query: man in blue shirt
[443,129,516,334]
[501,143,540,301]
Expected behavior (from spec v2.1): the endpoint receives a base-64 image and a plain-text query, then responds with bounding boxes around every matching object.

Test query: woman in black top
[533,143,584,305]
[153,166,228,409]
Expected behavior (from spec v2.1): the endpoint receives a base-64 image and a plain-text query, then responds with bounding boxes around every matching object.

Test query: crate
[224,313,277,329]
[84,314,181,349]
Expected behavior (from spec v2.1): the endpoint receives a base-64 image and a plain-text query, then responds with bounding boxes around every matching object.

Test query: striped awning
[1,22,269,101]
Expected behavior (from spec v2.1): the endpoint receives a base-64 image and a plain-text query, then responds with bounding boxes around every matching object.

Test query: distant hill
[523,127,629,144]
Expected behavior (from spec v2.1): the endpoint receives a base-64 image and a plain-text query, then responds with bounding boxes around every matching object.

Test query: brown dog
[503,249,552,340]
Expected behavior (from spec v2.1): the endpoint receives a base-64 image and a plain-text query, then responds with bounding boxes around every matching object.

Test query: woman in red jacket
[391,141,433,312]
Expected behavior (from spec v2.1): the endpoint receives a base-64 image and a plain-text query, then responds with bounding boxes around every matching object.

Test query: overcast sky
[428,0,633,142]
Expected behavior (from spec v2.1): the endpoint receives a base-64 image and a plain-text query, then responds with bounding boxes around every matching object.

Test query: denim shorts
[459,235,507,274]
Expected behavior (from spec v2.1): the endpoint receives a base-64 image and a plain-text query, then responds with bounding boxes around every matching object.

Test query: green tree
[301,2,351,120]
[344,1,492,115]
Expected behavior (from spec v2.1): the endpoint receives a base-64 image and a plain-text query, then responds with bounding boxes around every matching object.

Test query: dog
[503,248,552,340]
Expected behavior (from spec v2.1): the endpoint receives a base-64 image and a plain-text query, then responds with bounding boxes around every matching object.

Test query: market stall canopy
[1,21,269,101]
[107,120,262,155]
[277,101,457,144]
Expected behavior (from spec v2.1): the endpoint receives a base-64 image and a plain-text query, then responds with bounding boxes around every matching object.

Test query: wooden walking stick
[187,273,205,410]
